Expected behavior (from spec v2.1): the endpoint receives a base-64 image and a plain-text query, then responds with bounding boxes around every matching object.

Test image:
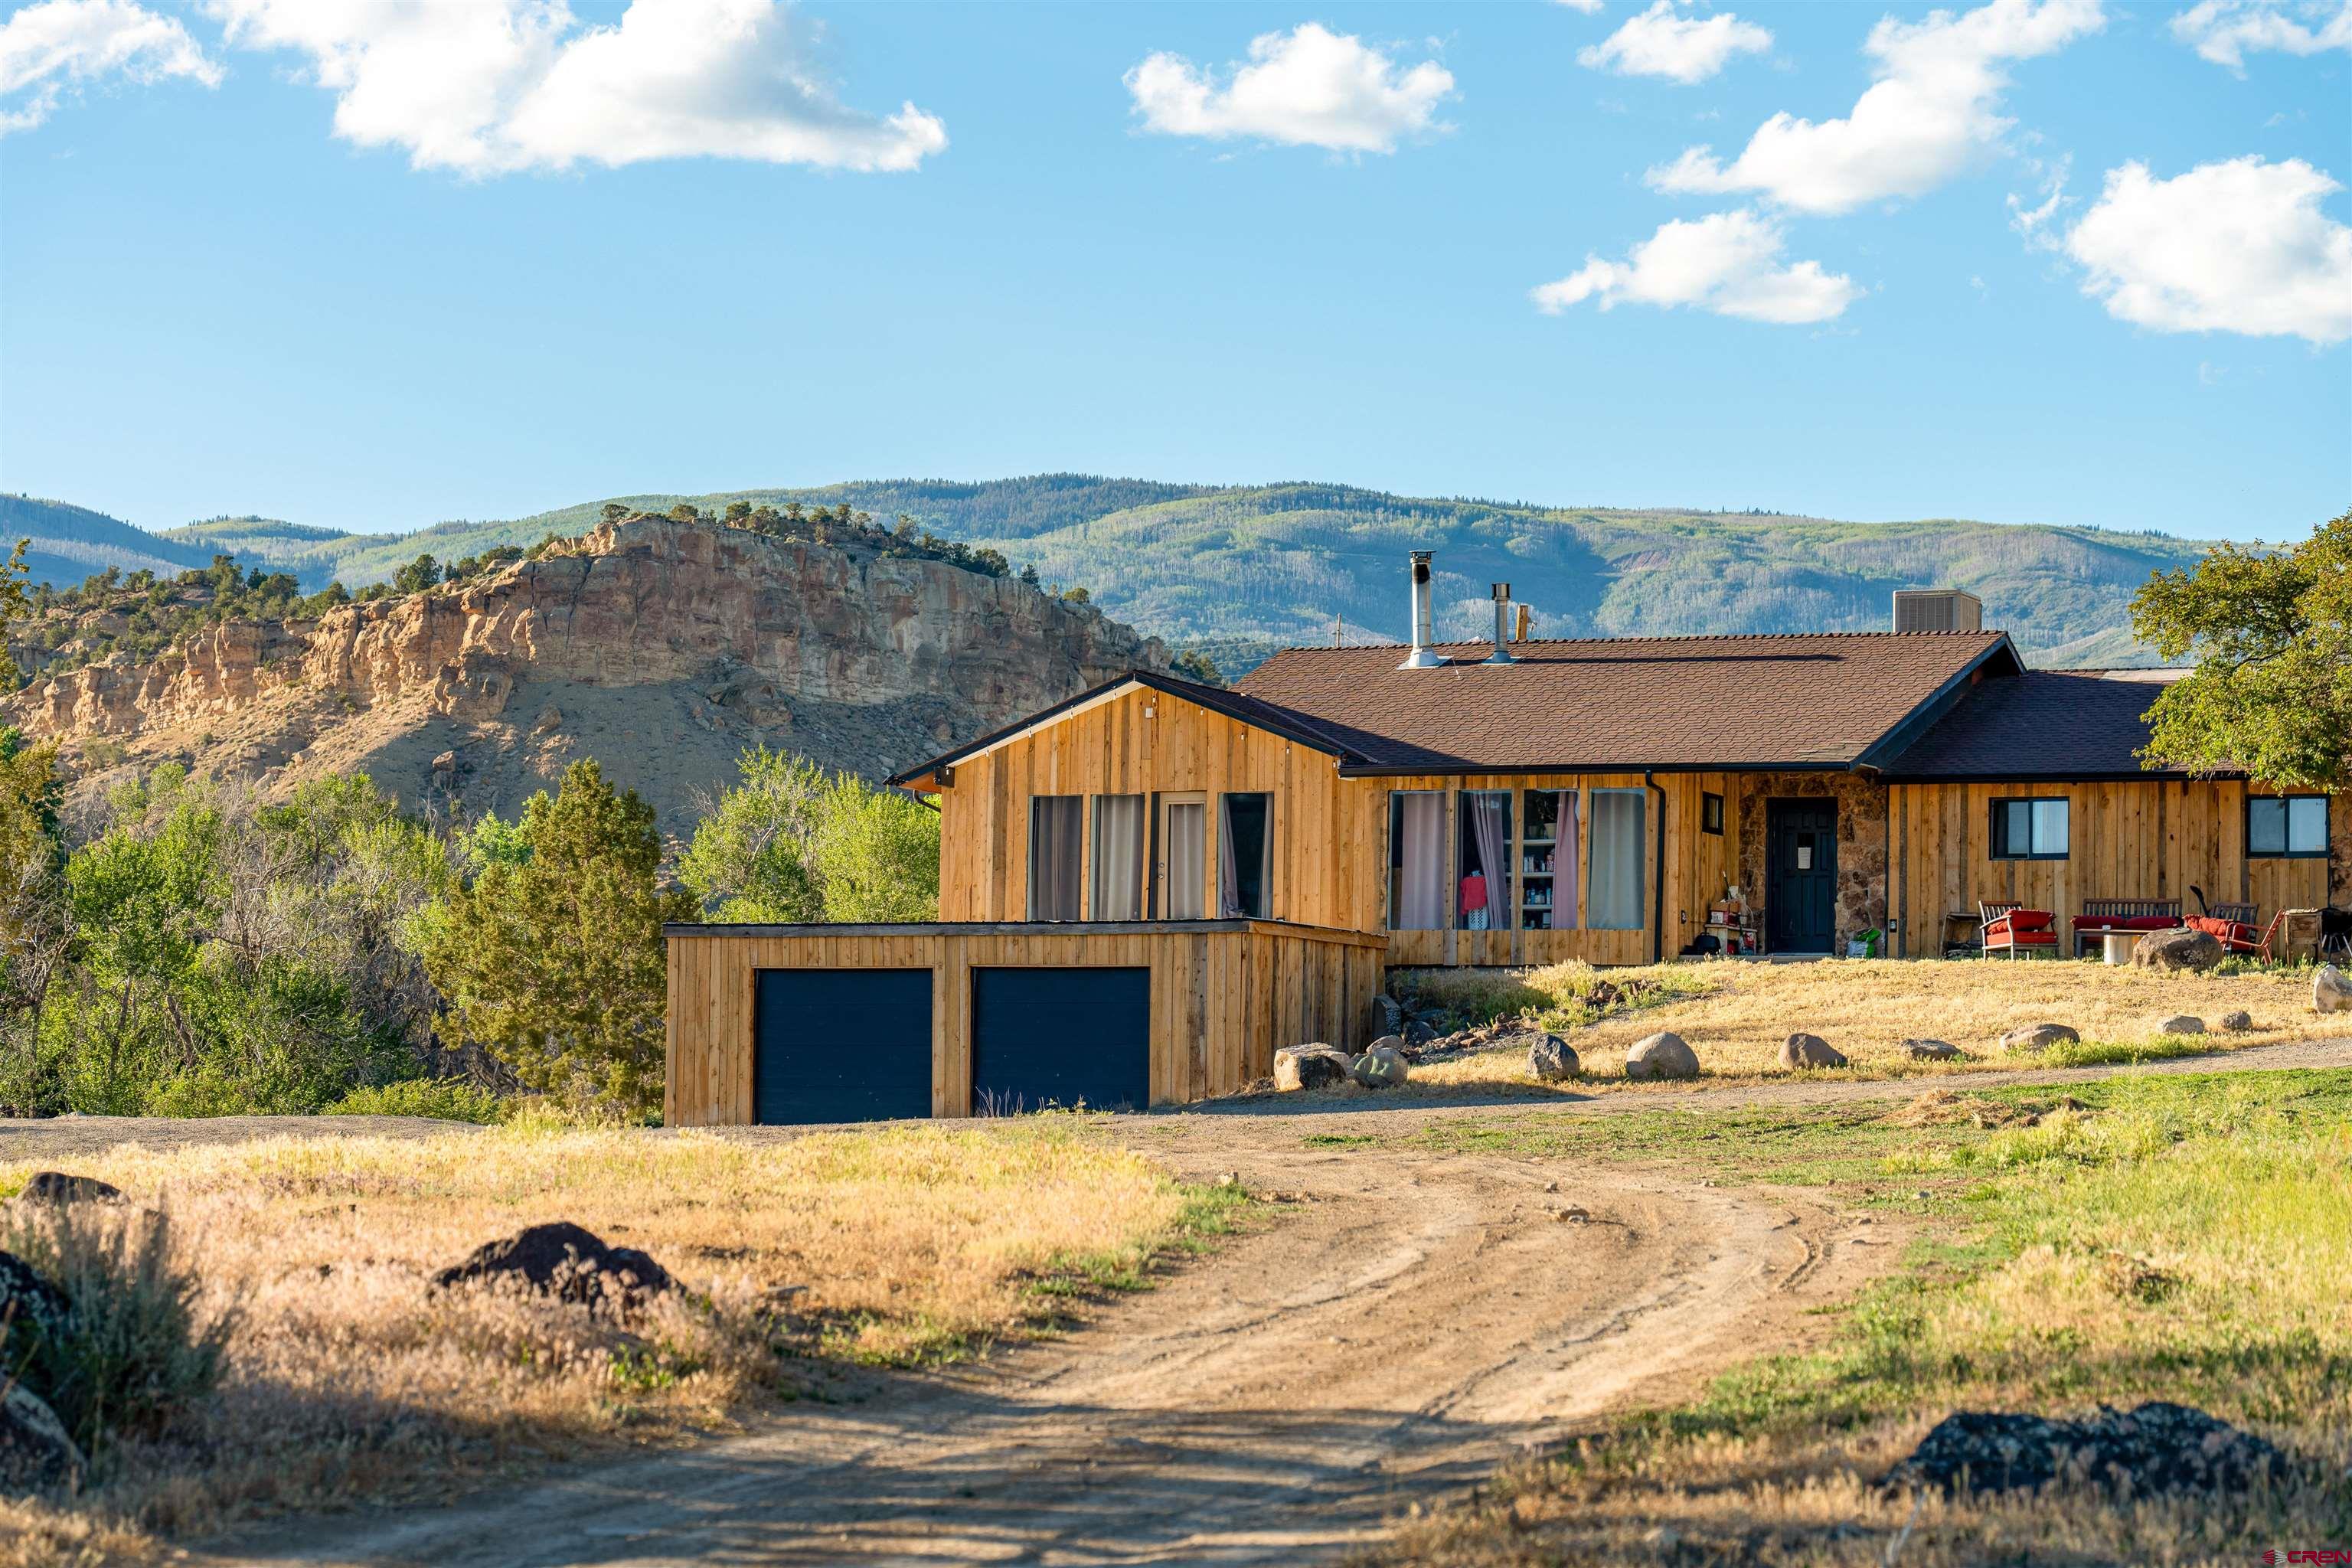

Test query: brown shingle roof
[1232,631,2015,773]
[1880,669,2198,780]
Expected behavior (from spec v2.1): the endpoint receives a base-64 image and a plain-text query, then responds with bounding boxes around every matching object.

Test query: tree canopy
[2131,509,2350,792]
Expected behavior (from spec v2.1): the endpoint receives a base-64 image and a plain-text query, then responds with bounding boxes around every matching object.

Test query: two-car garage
[665,920,1387,1127]
[751,966,1152,1125]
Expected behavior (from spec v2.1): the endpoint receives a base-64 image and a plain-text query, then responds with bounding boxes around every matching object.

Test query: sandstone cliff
[4,516,1168,831]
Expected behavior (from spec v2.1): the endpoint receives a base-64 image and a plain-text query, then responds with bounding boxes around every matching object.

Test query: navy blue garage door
[971,967,1151,1114]
[753,969,933,1125]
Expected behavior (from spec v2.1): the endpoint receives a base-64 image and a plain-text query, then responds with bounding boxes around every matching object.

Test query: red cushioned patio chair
[1981,900,2060,959]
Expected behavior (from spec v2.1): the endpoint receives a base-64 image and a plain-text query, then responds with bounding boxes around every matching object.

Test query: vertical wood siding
[664,921,1387,1126]
[933,685,1745,968]
[1886,779,2341,957]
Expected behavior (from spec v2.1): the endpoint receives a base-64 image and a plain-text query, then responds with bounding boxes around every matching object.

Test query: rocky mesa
[2,514,1168,831]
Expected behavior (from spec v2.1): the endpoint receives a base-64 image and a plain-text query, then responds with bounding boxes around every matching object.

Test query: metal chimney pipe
[1398,550,1445,669]
[1486,583,1517,664]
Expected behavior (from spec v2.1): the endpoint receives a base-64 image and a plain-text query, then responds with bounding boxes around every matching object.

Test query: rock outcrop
[4,518,1169,833]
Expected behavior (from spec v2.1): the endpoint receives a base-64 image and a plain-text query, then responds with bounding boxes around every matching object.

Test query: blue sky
[1,0,2346,542]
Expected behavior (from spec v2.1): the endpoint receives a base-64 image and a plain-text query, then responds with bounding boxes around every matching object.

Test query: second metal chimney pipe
[1398,550,1445,668]
[1486,583,1516,664]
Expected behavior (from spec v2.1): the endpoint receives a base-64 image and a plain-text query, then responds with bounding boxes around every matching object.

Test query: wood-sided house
[666,572,2348,1125]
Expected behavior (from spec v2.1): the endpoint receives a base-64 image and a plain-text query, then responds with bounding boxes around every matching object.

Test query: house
[665,555,2348,1124]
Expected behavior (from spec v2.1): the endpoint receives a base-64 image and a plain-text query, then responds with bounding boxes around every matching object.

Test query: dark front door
[1766,801,1838,953]
[972,967,1152,1114]
[753,969,933,1124]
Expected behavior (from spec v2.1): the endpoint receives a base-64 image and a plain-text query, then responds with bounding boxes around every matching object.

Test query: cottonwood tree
[680,746,939,924]
[2132,509,2350,791]
[417,762,694,1117]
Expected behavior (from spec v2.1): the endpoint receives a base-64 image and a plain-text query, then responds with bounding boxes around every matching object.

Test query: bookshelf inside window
[1521,788,1560,930]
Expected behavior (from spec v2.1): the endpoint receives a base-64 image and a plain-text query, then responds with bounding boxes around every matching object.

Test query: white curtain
[1466,792,1509,931]
[1557,791,1580,929]
[1217,804,1242,917]
[1393,793,1445,929]
[1029,796,1083,920]
[1092,795,1143,920]
[1165,802,1206,919]
[1588,789,1645,931]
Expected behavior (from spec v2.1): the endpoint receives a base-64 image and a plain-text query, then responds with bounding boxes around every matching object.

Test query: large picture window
[1520,789,1577,930]
[2248,795,2328,858]
[1990,797,2069,860]
[1090,795,1145,920]
[1218,793,1272,918]
[1160,795,1207,919]
[1457,790,1511,930]
[1388,792,1446,930]
[1027,795,1083,920]
[1587,789,1645,931]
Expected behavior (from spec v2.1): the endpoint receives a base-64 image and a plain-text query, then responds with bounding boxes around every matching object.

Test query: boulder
[1885,1401,2285,1498]
[2153,1014,2205,1037]
[1272,1044,1353,1092]
[1527,1034,1579,1082]
[16,1172,122,1206]
[431,1222,674,1316]
[1364,1033,1407,1060]
[1625,1032,1699,1080]
[2316,965,2352,1015]
[2000,1023,2079,1054]
[1352,1043,1410,1089]
[0,1251,72,1347]
[1901,1038,1962,1060]
[1368,994,1405,1040]
[0,1383,82,1495]
[2132,927,2223,973]
[2216,1009,2253,1032]
[1401,1018,1439,1050]
[1779,1033,1848,1070]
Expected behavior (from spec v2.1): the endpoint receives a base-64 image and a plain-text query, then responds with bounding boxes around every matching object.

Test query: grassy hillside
[5,480,2221,668]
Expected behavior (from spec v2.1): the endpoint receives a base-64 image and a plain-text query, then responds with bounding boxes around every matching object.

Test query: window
[1457,790,1512,930]
[2249,795,2328,858]
[1701,792,1725,835]
[1388,792,1446,930]
[1587,789,1646,930]
[1520,789,1576,930]
[1990,797,2069,860]
[1090,795,1145,920]
[1218,793,1272,917]
[1028,795,1083,920]
[1160,794,1207,919]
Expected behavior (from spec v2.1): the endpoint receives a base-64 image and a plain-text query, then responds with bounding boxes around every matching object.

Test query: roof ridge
[1254,628,2004,657]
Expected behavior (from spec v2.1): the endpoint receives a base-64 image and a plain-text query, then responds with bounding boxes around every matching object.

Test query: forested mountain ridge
[2,479,2227,670]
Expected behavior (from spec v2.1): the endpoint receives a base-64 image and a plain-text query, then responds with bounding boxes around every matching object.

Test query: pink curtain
[1467,792,1509,930]
[1557,791,1580,928]
[1396,794,1445,929]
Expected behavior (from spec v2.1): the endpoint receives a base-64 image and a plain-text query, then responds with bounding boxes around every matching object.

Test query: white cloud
[2171,0,2352,71]
[1648,0,2103,215]
[1555,0,1607,13]
[2007,153,2070,249]
[2062,155,2352,345]
[1530,208,1861,323]
[0,0,220,133]
[204,0,945,175]
[1579,2,1771,84]
[1124,23,1454,153]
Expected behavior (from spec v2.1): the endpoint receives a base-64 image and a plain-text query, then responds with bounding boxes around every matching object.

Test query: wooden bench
[2070,899,2182,958]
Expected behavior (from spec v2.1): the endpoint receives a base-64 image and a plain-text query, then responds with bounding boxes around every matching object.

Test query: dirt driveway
[51,1037,2344,1567]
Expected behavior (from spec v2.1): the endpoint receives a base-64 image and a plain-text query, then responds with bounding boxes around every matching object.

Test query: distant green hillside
[4,479,2227,669]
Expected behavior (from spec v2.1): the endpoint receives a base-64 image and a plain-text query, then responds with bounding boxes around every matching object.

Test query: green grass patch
[324,1076,511,1123]
[1302,1132,1379,1148]
[2033,1033,2228,1069]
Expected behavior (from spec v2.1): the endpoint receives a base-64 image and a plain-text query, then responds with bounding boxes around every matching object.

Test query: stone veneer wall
[1736,772,1890,953]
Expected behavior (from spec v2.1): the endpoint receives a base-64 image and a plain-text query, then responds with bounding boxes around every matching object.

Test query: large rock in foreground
[1886,1401,2285,1497]
[1273,1044,1352,1092]
[1527,1034,1579,1082]
[2000,1023,2079,1054]
[1625,1032,1699,1080]
[2133,927,2223,973]
[2316,965,2352,1015]
[432,1222,674,1316]
[1779,1033,1847,1070]
[0,1383,82,1495]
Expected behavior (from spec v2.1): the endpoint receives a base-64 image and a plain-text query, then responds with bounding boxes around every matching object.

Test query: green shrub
[1,1203,232,1452]
[324,1076,509,1123]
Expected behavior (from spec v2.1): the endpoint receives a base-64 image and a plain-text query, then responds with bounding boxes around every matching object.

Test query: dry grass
[1356,1069,2352,1567]
[1397,956,2334,1090]
[0,1115,1227,1566]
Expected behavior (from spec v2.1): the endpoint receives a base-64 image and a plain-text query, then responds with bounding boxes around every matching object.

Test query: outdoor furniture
[2187,911,2263,956]
[2101,931,2138,965]
[1981,901,2060,959]
[2069,898,2182,958]
[1942,909,1984,958]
